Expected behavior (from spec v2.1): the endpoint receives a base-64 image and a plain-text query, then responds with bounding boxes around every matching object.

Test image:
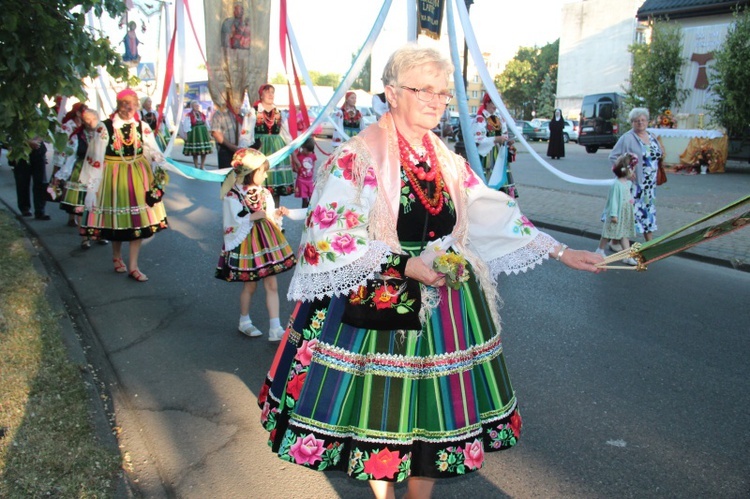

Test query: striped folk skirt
[257,133,294,197]
[79,155,168,241]
[258,243,521,482]
[215,219,296,282]
[59,159,87,214]
[182,123,213,156]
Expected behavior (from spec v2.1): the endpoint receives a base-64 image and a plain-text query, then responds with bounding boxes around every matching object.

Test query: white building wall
[556,0,643,119]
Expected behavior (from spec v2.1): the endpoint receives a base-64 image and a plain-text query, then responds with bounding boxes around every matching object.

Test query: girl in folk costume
[79,88,169,282]
[51,102,90,232]
[471,93,518,197]
[332,91,363,143]
[252,84,295,207]
[215,148,303,341]
[595,153,638,265]
[181,100,213,170]
[292,136,317,208]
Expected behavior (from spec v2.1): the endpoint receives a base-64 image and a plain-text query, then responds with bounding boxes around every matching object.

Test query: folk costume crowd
[37,41,609,499]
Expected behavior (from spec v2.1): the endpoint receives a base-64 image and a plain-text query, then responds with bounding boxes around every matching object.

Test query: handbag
[656,159,667,186]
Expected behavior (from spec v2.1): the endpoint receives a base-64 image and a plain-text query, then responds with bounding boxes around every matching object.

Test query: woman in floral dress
[257,45,603,499]
[471,93,516,197]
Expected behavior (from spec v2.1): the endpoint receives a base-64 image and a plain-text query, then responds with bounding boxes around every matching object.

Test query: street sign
[137,62,155,82]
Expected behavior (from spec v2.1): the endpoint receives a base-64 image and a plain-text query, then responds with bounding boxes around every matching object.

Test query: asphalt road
[1,142,749,497]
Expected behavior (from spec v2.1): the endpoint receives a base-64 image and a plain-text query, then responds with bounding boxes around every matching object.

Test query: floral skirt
[183,124,213,156]
[215,219,296,281]
[59,159,87,214]
[258,243,521,482]
[634,170,657,234]
[79,156,168,241]
[257,134,294,197]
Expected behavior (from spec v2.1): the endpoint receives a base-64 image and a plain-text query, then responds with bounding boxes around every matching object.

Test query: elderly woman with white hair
[256,44,603,498]
[608,107,665,242]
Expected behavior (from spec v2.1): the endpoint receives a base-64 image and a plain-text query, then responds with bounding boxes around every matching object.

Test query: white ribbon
[453,1,614,186]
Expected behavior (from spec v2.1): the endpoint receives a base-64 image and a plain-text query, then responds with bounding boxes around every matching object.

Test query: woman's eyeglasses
[400,86,453,105]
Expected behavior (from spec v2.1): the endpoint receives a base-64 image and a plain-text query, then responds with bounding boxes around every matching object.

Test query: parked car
[512,120,534,140]
[527,119,550,141]
[578,93,624,153]
[566,119,579,143]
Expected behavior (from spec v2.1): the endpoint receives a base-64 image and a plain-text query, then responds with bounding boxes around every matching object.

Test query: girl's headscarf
[477,92,492,117]
[219,148,269,199]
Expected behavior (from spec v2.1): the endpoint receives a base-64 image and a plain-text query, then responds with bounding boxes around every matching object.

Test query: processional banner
[418,0,444,40]
[203,0,271,111]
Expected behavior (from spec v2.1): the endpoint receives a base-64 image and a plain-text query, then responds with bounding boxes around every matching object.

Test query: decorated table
[647,128,727,173]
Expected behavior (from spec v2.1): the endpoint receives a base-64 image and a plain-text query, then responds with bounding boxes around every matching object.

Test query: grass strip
[0,211,121,497]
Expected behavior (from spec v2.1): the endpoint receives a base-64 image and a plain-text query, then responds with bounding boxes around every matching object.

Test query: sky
[109,0,568,88]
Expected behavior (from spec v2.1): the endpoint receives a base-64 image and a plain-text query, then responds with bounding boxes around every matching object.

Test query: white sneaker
[267,325,284,342]
[594,248,607,257]
[239,321,262,337]
[608,242,624,252]
[622,257,638,266]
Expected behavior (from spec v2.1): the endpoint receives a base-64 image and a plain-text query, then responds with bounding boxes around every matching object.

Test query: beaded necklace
[258,107,277,134]
[397,131,444,215]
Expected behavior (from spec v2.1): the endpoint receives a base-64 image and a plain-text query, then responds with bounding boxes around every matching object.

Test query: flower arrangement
[694,144,716,172]
[655,109,677,129]
[146,167,169,207]
[433,253,470,289]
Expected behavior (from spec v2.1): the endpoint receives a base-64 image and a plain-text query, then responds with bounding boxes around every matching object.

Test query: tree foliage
[705,8,750,137]
[624,20,689,119]
[0,1,129,160]
[495,40,559,120]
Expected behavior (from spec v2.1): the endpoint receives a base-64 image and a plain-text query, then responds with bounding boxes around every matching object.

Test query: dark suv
[578,93,624,153]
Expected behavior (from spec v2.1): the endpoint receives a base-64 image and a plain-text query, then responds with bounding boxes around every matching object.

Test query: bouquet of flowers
[656,109,677,129]
[146,166,169,207]
[433,253,470,289]
[694,145,716,172]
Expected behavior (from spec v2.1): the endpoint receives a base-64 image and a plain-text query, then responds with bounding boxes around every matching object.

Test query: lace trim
[287,241,391,301]
[487,232,558,276]
[223,219,252,252]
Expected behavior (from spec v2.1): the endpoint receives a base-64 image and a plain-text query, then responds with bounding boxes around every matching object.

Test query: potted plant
[705,8,750,162]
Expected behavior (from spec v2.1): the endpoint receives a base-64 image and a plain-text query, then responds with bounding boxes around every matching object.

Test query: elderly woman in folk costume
[257,45,603,499]
[332,91,363,143]
[181,100,213,170]
[471,93,518,197]
[251,84,294,208]
[79,88,169,282]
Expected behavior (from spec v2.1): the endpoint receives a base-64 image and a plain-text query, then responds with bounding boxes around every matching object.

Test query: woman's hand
[275,206,289,218]
[250,210,266,221]
[494,134,509,145]
[559,247,606,273]
[405,256,445,287]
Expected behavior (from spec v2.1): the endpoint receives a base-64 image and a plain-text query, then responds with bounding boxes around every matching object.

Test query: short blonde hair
[381,44,453,87]
[629,107,649,122]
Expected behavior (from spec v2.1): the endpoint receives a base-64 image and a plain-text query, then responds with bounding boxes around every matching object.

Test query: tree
[351,54,371,92]
[705,8,750,137]
[624,20,689,119]
[496,40,559,120]
[0,1,129,160]
[537,74,556,119]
